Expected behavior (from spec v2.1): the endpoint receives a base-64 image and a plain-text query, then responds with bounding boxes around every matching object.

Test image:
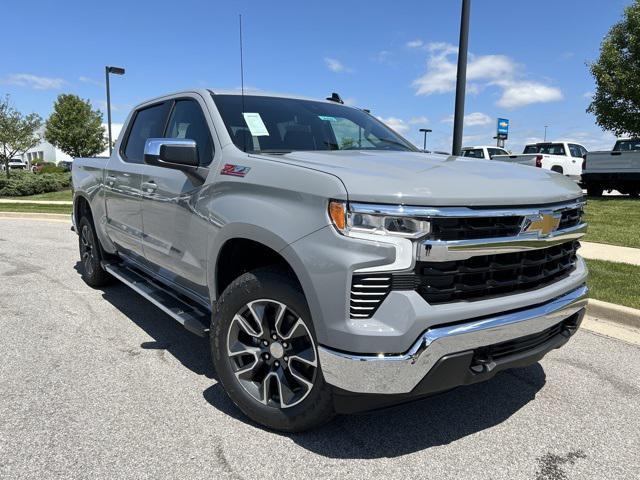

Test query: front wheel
[211,268,334,432]
[78,216,113,288]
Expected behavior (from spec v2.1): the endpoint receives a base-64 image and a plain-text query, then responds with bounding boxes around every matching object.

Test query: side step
[102,262,210,337]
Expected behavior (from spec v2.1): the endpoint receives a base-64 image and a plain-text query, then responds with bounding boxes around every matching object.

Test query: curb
[0,212,70,221]
[0,199,72,205]
[587,298,640,330]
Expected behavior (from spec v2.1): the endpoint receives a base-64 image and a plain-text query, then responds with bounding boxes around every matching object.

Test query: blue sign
[497,118,509,139]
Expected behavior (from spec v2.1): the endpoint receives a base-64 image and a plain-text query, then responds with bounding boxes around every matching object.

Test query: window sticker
[242,112,270,136]
[318,115,337,122]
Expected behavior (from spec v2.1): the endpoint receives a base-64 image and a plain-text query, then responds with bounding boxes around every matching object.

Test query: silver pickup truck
[72,89,588,431]
[582,139,640,196]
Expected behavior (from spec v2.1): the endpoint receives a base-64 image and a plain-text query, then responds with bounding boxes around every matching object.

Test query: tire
[586,185,603,197]
[211,267,335,432]
[78,216,113,288]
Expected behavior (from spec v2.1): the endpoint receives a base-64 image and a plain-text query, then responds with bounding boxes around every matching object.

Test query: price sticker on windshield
[243,112,270,136]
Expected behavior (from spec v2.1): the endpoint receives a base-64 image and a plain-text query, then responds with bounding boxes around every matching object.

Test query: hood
[266,150,583,206]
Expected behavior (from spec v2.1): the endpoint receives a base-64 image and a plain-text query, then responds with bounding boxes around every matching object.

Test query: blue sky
[1,0,631,153]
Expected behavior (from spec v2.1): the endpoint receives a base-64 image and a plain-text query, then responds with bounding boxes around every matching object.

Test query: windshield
[211,94,417,153]
[614,139,640,151]
[523,143,566,155]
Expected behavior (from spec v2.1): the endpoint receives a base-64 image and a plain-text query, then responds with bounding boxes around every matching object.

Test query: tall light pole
[452,0,471,156]
[419,128,432,151]
[105,66,125,155]
[544,125,549,142]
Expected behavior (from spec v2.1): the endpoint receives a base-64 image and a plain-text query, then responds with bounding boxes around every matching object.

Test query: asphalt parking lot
[1,217,639,480]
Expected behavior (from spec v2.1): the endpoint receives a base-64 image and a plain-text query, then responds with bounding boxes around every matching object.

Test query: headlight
[329,200,430,239]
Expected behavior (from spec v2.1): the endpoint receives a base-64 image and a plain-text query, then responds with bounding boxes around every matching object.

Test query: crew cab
[72,89,588,431]
[582,138,640,196]
[461,145,510,159]
[493,142,588,181]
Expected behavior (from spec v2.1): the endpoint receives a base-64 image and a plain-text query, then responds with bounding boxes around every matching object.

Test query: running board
[102,262,210,337]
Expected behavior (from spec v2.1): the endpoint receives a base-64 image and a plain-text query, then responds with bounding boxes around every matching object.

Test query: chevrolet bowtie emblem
[522,213,561,237]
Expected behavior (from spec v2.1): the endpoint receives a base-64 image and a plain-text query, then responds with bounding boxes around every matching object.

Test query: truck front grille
[349,275,392,319]
[413,240,579,304]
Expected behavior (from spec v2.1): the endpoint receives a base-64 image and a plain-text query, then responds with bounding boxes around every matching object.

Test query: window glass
[462,149,484,158]
[569,144,583,158]
[487,148,507,158]
[524,143,566,156]
[123,103,170,163]
[614,140,640,151]
[165,100,214,165]
[212,94,416,153]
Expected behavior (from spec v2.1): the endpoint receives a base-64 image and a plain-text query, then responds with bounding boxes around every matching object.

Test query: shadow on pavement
[203,361,546,459]
[74,262,216,379]
[75,262,546,459]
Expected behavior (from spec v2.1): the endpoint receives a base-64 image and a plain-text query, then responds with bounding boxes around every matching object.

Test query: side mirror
[144,138,198,170]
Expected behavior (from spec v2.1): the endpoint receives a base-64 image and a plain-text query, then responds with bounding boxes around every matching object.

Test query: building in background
[19,123,123,165]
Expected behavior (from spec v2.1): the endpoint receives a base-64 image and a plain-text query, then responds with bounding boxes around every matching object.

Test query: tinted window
[165,100,214,166]
[212,94,416,153]
[487,148,507,158]
[123,103,170,163]
[614,140,640,151]
[569,144,582,158]
[462,148,484,158]
[523,143,566,156]
[523,145,537,154]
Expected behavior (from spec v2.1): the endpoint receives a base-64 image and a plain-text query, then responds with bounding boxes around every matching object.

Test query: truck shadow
[79,263,546,459]
[202,358,547,459]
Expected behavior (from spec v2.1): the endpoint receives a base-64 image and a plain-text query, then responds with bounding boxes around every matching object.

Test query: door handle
[141,181,158,192]
[105,175,117,186]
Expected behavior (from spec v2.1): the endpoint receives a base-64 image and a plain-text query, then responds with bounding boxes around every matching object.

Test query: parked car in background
[462,146,510,159]
[492,142,587,181]
[582,139,640,196]
[59,160,73,171]
[72,89,588,432]
[2,158,28,171]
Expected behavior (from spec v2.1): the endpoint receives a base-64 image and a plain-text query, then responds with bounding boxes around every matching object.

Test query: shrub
[39,164,66,174]
[0,171,71,196]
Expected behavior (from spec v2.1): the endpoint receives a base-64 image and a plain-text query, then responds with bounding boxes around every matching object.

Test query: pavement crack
[535,450,587,480]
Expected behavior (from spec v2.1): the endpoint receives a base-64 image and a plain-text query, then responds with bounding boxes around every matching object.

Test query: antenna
[239,14,247,152]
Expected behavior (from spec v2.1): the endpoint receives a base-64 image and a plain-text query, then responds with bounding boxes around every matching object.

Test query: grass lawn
[0,189,72,201]
[586,258,640,310]
[583,197,640,248]
[0,203,72,215]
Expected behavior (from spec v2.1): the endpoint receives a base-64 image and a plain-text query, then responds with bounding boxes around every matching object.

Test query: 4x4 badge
[221,164,251,177]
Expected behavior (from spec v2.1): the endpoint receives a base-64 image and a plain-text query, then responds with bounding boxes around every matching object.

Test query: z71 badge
[221,164,251,177]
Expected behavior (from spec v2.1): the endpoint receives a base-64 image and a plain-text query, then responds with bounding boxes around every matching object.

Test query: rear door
[567,144,584,177]
[104,102,171,259]
[140,95,216,298]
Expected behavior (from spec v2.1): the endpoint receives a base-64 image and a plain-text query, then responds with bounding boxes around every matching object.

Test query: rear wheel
[211,268,334,432]
[78,216,113,288]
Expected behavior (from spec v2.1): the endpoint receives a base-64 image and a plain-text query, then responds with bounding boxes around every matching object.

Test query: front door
[104,101,171,260]
[140,97,215,298]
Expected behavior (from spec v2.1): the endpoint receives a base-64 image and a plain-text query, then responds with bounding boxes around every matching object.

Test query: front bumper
[319,284,587,395]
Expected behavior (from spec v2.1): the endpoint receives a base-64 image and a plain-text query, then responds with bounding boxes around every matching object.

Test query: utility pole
[105,66,125,155]
[419,128,432,151]
[452,0,471,156]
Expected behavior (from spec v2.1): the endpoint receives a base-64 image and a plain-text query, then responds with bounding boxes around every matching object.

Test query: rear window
[462,148,484,159]
[614,140,640,151]
[523,143,566,156]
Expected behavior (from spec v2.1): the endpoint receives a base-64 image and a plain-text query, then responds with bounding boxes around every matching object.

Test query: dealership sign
[497,118,509,140]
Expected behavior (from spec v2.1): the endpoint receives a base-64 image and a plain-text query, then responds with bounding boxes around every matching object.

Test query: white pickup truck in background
[582,139,640,197]
[461,145,510,160]
[492,142,588,181]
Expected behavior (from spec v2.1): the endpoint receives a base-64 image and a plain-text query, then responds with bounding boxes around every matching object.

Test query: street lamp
[105,66,125,155]
[544,125,549,142]
[419,128,433,151]
[452,0,471,156]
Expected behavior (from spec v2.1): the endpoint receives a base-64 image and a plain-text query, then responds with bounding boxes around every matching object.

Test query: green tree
[45,94,107,158]
[0,95,43,178]
[588,0,640,137]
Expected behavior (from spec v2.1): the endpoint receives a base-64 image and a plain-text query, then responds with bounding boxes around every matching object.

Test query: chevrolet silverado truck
[582,139,640,196]
[72,89,588,432]
[493,142,588,181]
[461,145,510,159]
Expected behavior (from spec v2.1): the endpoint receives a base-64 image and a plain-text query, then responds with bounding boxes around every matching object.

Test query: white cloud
[442,112,493,127]
[324,57,351,73]
[79,76,103,87]
[583,91,594,99]
[373,50,391,63]
[412,42,563,109]
[406,39,424,48]
[342,97,357,106]
[2,73,65,90]
[408,115,429,125]
[377,116,409,134]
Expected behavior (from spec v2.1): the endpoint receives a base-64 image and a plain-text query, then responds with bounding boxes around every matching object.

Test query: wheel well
[75,196,92,225]
[551,165,563,174]
[216,238,300,297]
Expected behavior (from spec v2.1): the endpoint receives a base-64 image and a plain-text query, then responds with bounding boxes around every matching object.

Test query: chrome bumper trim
[319,284,588,394]
[418,223,586,262]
